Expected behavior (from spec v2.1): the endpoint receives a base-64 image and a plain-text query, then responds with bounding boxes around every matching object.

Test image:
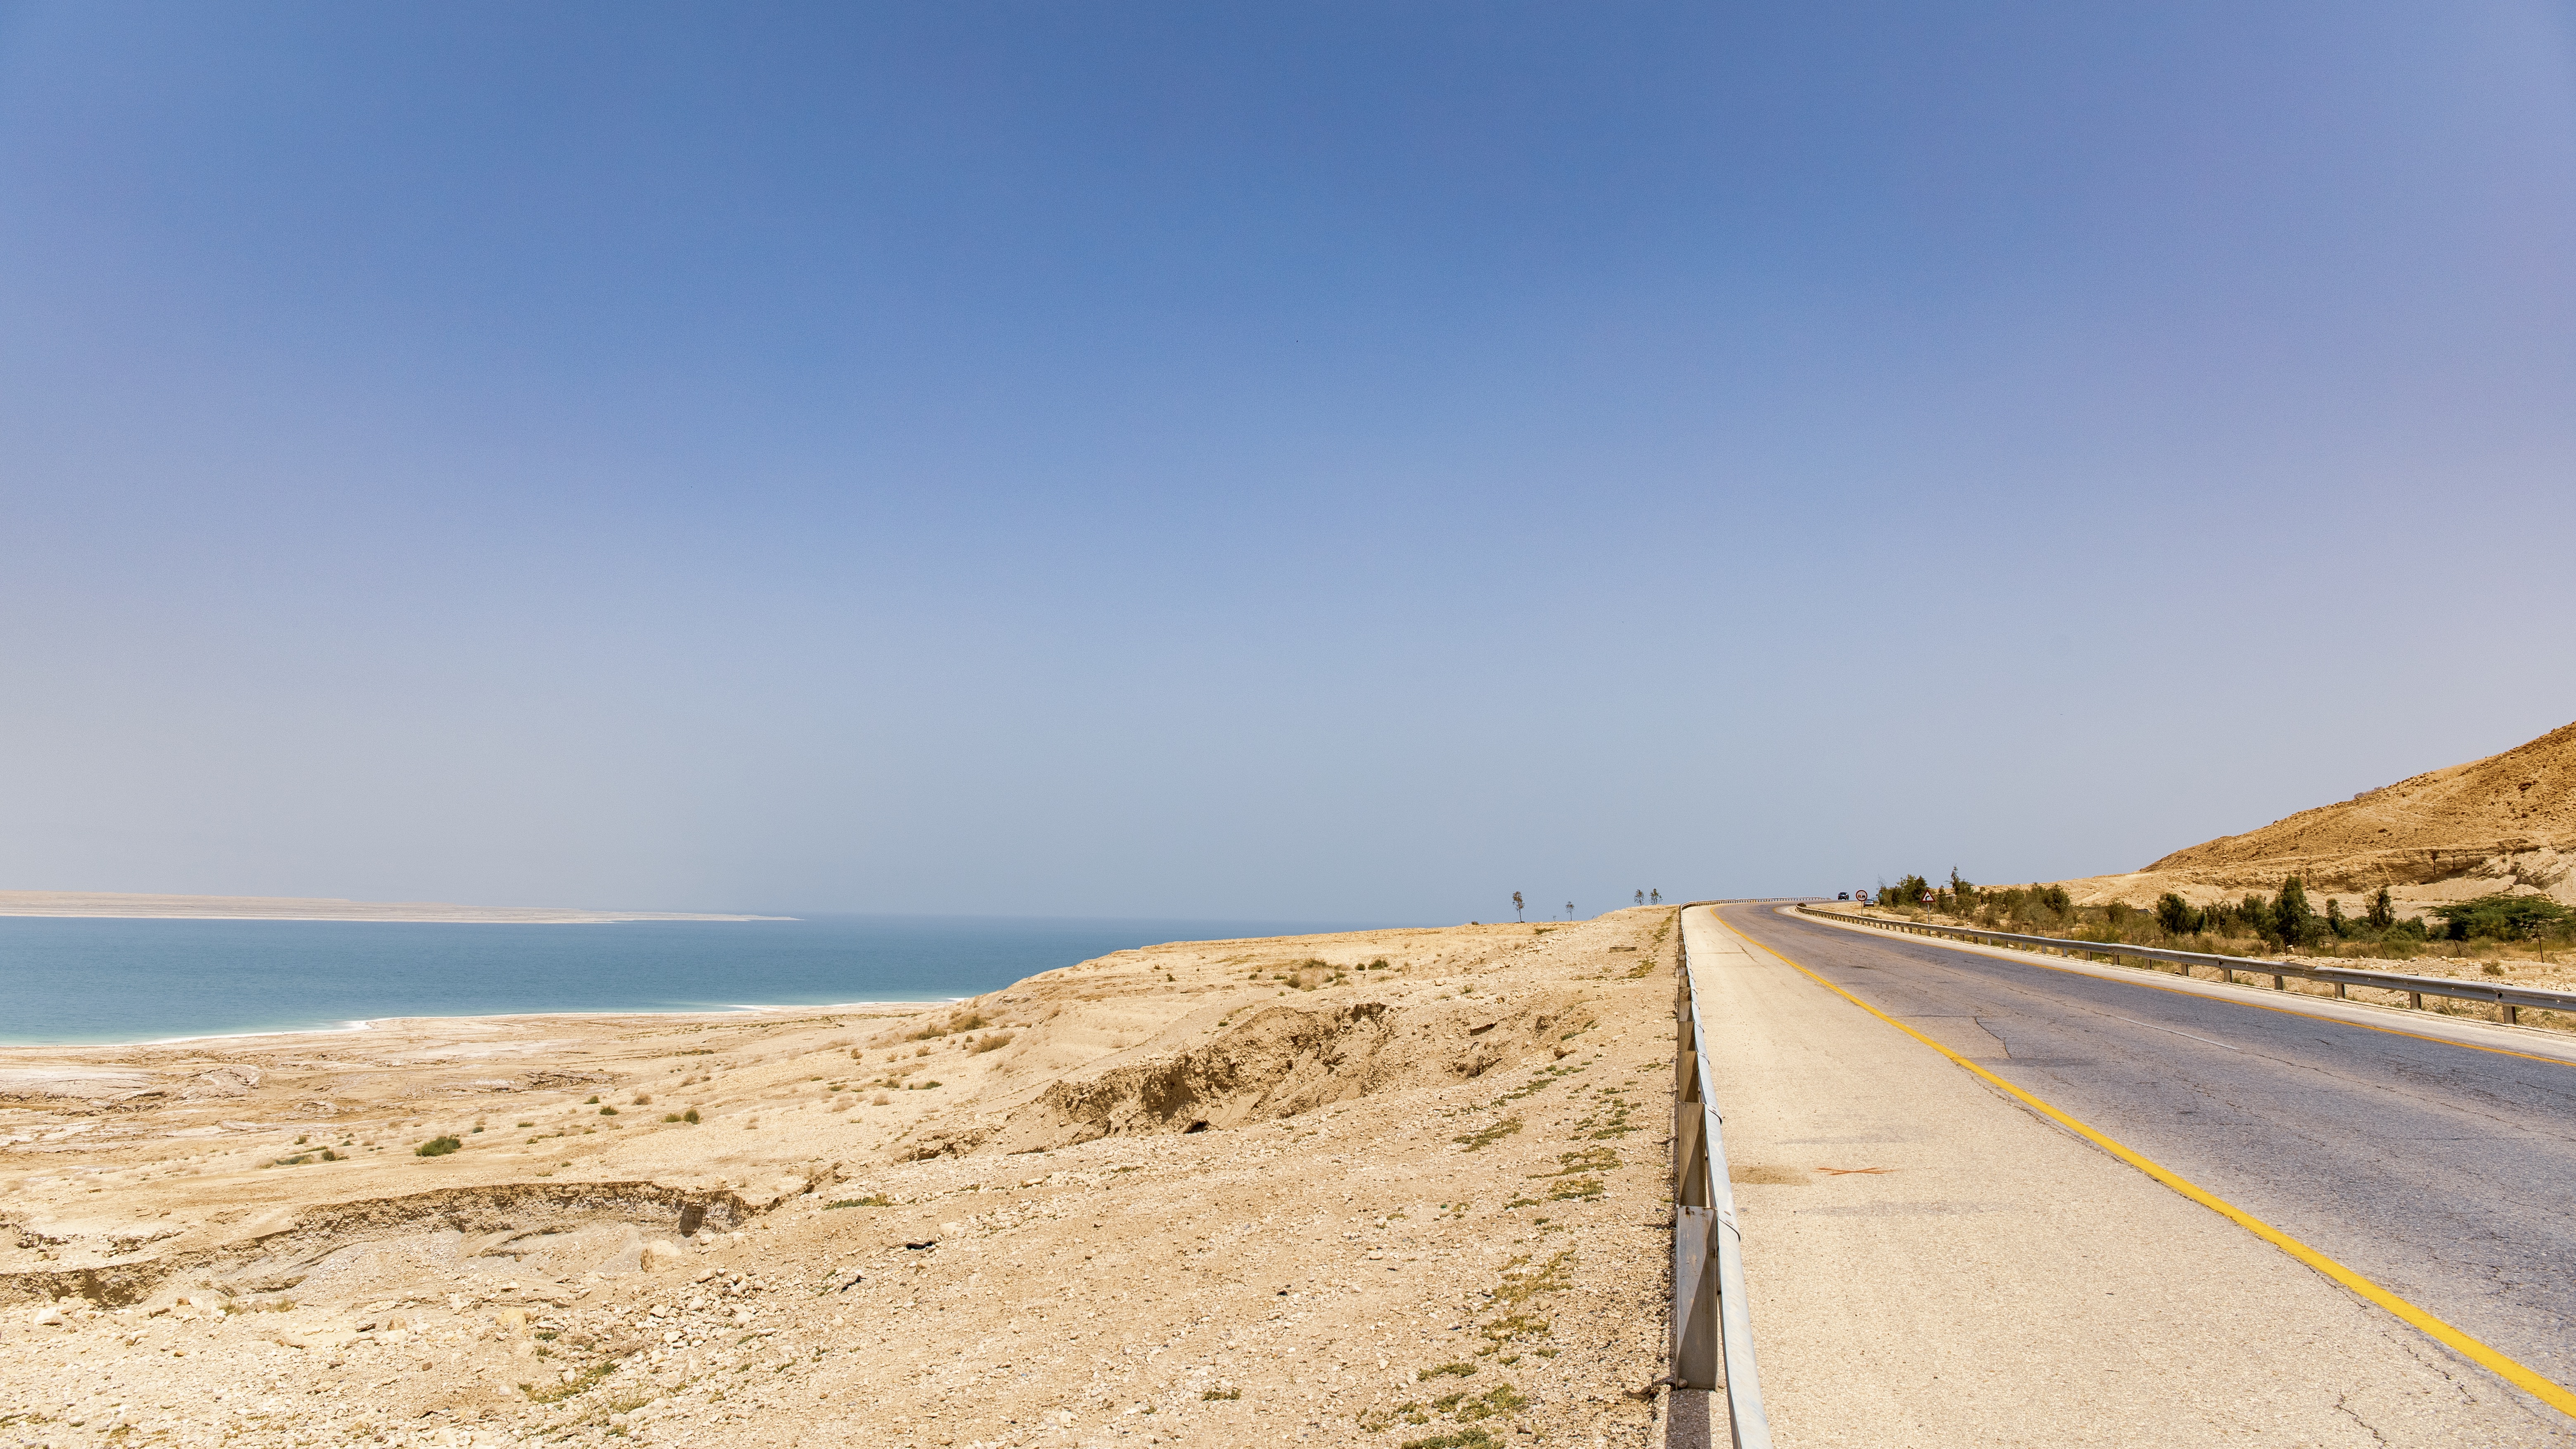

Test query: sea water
[0,913,1380,1046]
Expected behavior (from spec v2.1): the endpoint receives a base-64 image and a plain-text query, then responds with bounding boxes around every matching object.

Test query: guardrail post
[1674,984,1707,1206]
[1673,1204,1720,1388]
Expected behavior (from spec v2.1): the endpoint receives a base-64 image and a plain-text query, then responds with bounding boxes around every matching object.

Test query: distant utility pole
[1513,892,1525,923]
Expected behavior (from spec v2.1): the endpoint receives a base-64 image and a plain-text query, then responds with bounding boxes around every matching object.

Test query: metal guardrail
[1672,904,1772,1449]
[1795,904,2576,1026]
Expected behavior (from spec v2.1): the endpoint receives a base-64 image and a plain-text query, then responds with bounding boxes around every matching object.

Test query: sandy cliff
[2061,720,2576,913]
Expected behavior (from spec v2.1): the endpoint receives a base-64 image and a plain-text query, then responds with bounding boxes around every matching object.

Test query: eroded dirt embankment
[2,909,1683,1449]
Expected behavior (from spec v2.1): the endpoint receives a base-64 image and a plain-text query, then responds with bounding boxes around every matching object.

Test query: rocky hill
[2062,720,2576,914]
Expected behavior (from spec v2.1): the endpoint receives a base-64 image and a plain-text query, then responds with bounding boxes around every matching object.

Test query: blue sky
[2,2,2571,919]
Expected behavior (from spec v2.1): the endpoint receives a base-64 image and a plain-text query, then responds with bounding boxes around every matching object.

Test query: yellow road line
[1788,906,2576,1069]
[1704,906,2576,1420]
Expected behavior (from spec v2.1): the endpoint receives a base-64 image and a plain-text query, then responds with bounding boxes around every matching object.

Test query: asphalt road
[1718,901,2576,1399]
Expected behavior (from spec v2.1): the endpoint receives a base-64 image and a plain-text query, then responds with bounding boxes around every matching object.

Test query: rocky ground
[1,910,1686,1449]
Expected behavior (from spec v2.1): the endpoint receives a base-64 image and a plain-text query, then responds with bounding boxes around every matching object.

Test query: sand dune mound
[0,1181,774,1309]
[2067,720,2576,910]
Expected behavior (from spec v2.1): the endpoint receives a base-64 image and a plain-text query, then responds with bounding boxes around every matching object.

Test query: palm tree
[1512,892,1524,922]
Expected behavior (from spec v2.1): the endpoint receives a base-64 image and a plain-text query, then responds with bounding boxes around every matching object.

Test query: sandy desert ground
[1,910,1686,1449]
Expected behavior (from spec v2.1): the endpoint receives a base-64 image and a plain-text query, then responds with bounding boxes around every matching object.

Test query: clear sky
[2,3,2571,920]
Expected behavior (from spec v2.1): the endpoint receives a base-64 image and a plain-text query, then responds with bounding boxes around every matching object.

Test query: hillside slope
[2063,720,2576,912]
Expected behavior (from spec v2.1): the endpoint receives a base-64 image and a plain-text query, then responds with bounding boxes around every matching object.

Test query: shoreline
[0,910,793,924]
[0,997,969,1053]
[0,888,790,923]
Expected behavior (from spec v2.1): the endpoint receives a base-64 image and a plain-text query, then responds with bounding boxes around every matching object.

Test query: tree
[2325,898,2349,938]
[2155,892,2202,935]
[2431,894,2572,940]
[1650,888,1661,904]
[2273,876,2318,950]
[1512,892,1524,923]
[1635,890,1645,907]
[1949,867,1976,908]
[2366,887,2395,930]
[1564,900,1575,920]
[1892,874,1933,909]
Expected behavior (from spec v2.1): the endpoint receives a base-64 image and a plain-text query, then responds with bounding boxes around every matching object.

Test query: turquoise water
[0,914,1379,1046]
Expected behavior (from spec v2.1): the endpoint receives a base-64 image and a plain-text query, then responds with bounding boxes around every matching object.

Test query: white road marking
[2107,1016,2240,1051]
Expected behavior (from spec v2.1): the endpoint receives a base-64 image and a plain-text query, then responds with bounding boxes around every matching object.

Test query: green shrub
[683,1108,701,1123]
[2238,893,2276,944]
[416,1136,462,1157]
[2154,893,2203,935]
[599,1106,618,1116]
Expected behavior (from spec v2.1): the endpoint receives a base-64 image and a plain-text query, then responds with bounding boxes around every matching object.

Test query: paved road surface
[1662,902,2576,1447]
[1722,902,2576,1394]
